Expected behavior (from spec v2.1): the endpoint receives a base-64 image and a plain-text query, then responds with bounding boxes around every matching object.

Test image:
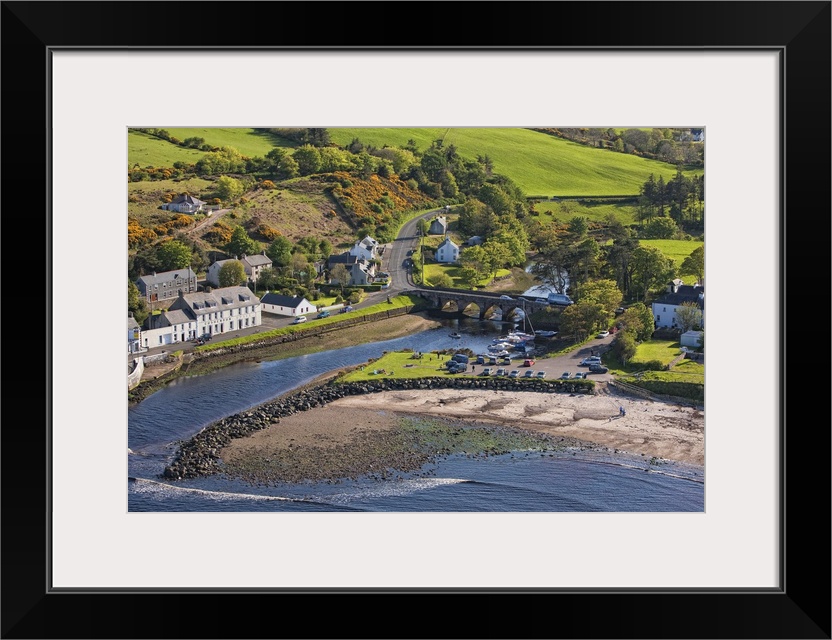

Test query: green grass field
[629,339,682,366]
[532,199,639,225]
[327,127,701,197]
[639,239,703,266]
[128,131,206,168]
[423,263,511,289]
[163,128,294,158]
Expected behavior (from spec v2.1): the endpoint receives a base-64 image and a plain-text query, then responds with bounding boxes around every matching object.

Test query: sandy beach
[218,385,704,484]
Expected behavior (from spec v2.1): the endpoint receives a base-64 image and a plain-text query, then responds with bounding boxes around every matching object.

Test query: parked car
[340,305,353,314]
[523,359,535,367]
[572,372,586,379]
[199,333,212,342]
[596,330,610,338]
[523,369,535,378]
[476,355,485,365]
[614,307,625,315]
[317,310,331,319]
[588,364,609,374]
[487,356,498,366]
[481,367,493,376]
[499,295,514,300]
[536,371,547,379]
[508,369,520,378]
[495,368,507,376]
[292,315,308,324]
[499,357,512,365]
[535,297,548,304]
[560,372,571,379]
[579,356,602,366]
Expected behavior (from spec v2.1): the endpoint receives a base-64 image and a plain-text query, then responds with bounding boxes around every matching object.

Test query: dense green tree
[216,176,244,202]
[643,216,678,239]
[428,273,453,288]
[225,226,261,258]
[292,145,322,175]
[156,240,193,271]
[611,330,638,365]
[601,236,639,299]
[621,302,655,341]
[266,236,293,267]
[558,300,608,341]
[276,154,299,179]
[632,245,676,302]
[128,279,149,326]
[218,260,246,287]
[680,245,705,285]
[567,215,589,237]
[257,266,280,291]
[580,278,623,316]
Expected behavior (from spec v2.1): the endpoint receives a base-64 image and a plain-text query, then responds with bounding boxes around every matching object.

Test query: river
[128,317,704,513]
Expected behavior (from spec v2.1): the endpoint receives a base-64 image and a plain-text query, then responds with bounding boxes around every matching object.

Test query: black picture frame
[3,2,829,638]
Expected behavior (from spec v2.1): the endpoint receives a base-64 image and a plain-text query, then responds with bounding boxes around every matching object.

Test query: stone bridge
[407,288,552,320]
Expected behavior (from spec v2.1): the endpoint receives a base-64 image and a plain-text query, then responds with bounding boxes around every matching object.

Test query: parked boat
[449,332,462,339]
[534,330,557,338]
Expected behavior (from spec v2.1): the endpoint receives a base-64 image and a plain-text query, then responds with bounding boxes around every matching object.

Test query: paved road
[383,208,446,293]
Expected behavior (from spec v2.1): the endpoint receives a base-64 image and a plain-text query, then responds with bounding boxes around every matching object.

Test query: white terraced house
[140,286,262,348]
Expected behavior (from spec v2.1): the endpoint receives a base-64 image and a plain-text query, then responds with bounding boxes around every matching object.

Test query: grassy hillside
[163,128,294,158]
[533,199,639,225]
[128,130,205,168]
[640,239,703,267]
[328,127,700,197]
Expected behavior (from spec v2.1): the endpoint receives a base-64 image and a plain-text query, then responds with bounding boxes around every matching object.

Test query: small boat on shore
[449,332,462,339]
[534,330,557,338]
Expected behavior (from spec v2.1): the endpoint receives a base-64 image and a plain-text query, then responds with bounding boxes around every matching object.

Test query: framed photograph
[4,1,829,638]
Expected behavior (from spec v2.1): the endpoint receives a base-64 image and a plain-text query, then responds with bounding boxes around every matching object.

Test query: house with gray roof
[261,293,314,317]
[349,235,379,261]
[429,215,448,235]
[327,251,375,286]
[651,282,704,329]
[206,253,273,288]
[138,286,261,349]
[161,194,206,213]
[435,236,460,264]
[136,267,198,303]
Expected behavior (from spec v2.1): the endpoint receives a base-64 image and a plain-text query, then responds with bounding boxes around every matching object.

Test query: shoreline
[212,384,704,486]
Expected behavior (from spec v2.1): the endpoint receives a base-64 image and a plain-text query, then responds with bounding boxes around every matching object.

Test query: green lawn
[423,263,511,289]
[128,130,206,168]
[630,339,682,367]
[327,127,701,197]
[640,239,703,266]
[532,199,639,225]
[340,351,458,381]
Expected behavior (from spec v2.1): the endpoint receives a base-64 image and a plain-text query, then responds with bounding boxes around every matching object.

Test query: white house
[161,194,206,213]
[435,236,460,264]
[349,235,379,261]
[651,282,704,329]
[155,286,261,344]
[260,293,314,317]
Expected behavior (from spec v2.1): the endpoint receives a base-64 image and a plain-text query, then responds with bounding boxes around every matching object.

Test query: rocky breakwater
[162,376,594,481]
